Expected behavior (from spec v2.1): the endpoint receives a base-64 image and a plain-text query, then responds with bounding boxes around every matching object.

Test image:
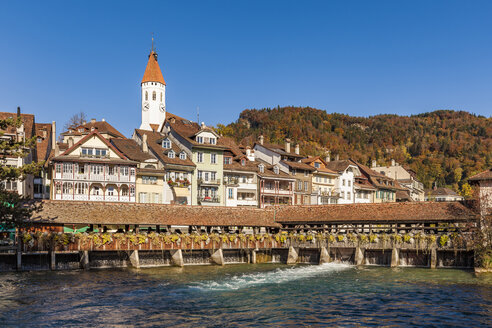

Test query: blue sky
[1,1,491,137]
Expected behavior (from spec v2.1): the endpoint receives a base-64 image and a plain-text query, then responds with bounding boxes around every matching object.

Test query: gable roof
[0,112,35,140]
[134,129,195,168]
[255,141,304,158]
[425,187,462,197]
[62,120,125,139]
[141,51,166,85]
[324,160,357,173]
[59,130,127,159]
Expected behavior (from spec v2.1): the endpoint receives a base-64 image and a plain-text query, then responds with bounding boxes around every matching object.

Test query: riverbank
[1,264,491,327]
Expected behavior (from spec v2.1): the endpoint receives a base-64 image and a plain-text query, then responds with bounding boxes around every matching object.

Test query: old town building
[324,160,360,204]
[51,130,137,202]
[301,156,340,204]
[372,160,425,201]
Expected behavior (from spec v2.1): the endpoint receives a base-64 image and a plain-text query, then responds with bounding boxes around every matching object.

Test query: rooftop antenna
[197,106,200,124]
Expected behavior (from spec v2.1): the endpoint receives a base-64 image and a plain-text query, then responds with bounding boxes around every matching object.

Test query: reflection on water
[1,264,491,327]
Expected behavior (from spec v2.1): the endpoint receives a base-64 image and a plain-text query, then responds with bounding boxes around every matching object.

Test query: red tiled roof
[425,187,461,197]
[468,169,492,181]
[255,141,304,158]
[58,130,127,160]
[0,112,35,140]
[275,202,476,224]
[141,52,166,85]
[282,160,315,171]
[34,123,52,162]
[110,138,155,162]
[62,120,125,139]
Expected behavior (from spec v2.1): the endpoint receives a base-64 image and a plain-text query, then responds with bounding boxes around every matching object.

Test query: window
[348,192,351,200]
[2,180,17,191]
[196,136,203,144]
[82,147,107,158]
[56,163,62,174]
[78,164,85,174]
[297,180,302,190]
[211,153,217,164]
[152,91,156,101]
[139,192,148,203]
[168,150,175,159]
[292,169,296,175]
[121,167,129,176]
[91,165,103,175]
[92,186,100,195]
[304,181,308,191]
[143,176,157,184]
[95,149,107,157]
[130,185,135,196]
[145,91,148,101]
[121,186,129,196]
[204,172,209,181]
[304,170,309,177]
[162,139,171,149]
[108,166,115,175]
[198,171,203,180]
[107,187,115,196]
[274,166,279,174]
[224,157,232,164]
[153,193,160,203]
[130,168,135,177]
[37,137,42,143]
[55,183,61,194]
[348,180,351,187]
[197,152,203,163]
[258,164,264,173]
[341,191,345,199]
[63,163,73,174]
[314,162,320,168]
[228,188,234,199]
[209,138,216,145]
[75,183,86,194]
[179,152,186,160]
[241,159,245,166]
[211,172,216,181]
[160,93,163,102]
[342,179,345,186]
[63,182,73,194]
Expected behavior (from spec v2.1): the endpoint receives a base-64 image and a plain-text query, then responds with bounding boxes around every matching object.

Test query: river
[1,264,491,327]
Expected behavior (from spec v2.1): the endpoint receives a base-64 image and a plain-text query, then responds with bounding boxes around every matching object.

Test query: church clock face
[143,102,149,111]
[159,103,165,112]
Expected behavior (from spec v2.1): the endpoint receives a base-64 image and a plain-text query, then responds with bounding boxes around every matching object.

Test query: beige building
[302,156,339,204]
[372,160,425,201]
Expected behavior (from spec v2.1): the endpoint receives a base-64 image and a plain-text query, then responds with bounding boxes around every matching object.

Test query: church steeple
[140,46,166,131]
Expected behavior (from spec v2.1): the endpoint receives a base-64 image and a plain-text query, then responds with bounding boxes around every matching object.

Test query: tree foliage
[63,111,87,131]
[0,117,42,229]
[219,107,491,191]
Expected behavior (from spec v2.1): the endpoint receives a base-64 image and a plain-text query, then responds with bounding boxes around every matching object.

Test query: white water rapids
[192,263,353,291]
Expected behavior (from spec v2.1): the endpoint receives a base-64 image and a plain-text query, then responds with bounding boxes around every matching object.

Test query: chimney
[325,150,331,162]
[335,154,339,161]
[142,134,148,153]
[90,118,96,124]
[391,159,396,166]
[259,135,264,145]
[17,106,21,116]
[285,138,291,153]
[201,122,205,129]
[51,121,56,150]
[372,160,377,168]
[68,137,74,148]
[295,143,300,155]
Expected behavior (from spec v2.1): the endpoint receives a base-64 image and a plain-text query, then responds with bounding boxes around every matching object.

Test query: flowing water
[0,264,491,327]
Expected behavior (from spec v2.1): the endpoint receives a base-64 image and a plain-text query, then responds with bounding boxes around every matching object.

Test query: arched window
[160,93,163,102]
[152,91,156,101]
[145,91,148,101]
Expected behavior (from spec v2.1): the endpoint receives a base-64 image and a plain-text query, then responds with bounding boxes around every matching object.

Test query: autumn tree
[63,111,88,131]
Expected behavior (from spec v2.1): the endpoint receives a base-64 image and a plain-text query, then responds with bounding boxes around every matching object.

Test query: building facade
[372,160,425,201]
[302,156,340,205]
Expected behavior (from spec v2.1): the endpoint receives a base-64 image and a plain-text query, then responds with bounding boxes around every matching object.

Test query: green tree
[0,116,43,230]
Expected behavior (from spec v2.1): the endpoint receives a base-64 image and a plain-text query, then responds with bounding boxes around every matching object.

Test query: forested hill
[216,107,492,193]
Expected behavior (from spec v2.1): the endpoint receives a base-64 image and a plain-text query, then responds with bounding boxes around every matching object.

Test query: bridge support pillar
[211,249,224,266]
[319,247,330,264]
[171,249,184,267]
[16,245,22,271]
[50,251,56,270]
[250,250,256,264]
[430,248,437,269]
[129,250,140,269]
[391,248,399,267]
[355,247,364,266]
[287,246,298,265]
[80,251,90,270]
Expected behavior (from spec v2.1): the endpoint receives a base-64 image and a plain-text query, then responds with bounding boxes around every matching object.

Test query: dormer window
[81,147,107,158]
[314,162,320,168]
[197,136,203,143]
[224,157,232,165]
[210,138,216,145]
[168,150,175,159]
[274,166,279,175]
[179,151,186,160]
[258,164,265,173]
[37,137,42,143]
[78,128,84,133]
[241,159,246,166]
[162,139,171,149]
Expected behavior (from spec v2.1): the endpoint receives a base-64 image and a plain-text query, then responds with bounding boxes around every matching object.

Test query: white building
[324,160,360,204]
[140,51,166,131]
[372,160,425,201]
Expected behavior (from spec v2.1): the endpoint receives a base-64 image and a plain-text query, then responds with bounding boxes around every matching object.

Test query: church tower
[140,50,166,131]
